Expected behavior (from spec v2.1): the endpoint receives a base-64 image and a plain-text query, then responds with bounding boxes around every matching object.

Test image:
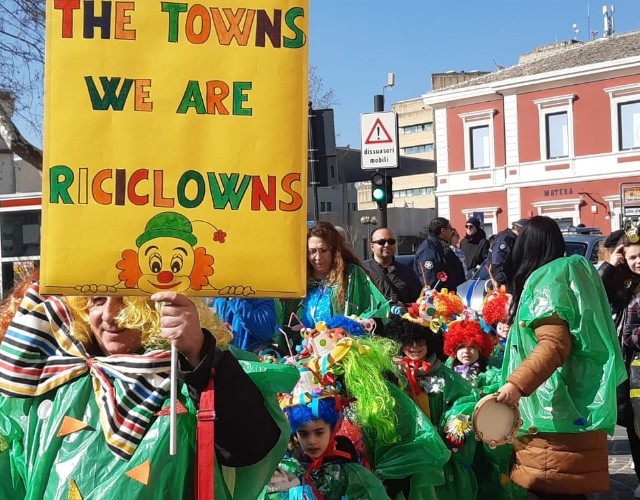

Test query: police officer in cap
[491,218,529,289]
[414,217,465,291]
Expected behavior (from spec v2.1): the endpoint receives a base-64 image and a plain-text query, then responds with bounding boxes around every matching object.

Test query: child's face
[456,344,480,366]
[625,245,640,275]
[402,339,428,361]
[496,321,510,339]
[296,420,332,459]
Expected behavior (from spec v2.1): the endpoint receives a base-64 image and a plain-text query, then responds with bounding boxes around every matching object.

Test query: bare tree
[0,0,44,169]
[343,224,359,250]
[309,65,338,110]
[0,4,335,172]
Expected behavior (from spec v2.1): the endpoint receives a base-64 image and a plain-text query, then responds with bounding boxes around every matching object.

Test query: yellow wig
[64,296,232,352]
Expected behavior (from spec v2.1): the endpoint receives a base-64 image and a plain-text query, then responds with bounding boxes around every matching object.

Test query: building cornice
[423,56,640,107]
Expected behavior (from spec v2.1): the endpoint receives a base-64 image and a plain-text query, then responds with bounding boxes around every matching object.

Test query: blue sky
[309,1,640,149]
[18,1,640,151]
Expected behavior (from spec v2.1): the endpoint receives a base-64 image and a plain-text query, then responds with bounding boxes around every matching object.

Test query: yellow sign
[42,1,308,298]
[623,186,640,204]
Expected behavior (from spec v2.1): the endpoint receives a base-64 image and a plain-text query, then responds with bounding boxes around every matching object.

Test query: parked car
[395,254,415,270]
[563,233,605,266]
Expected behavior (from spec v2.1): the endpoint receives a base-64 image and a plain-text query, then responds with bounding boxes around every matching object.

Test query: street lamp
[382,72,395,108]
[374,73,395,113]
[360,215,378,260]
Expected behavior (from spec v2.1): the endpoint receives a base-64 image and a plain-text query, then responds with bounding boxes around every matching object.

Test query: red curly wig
[443,320,493,359]
[482,290,511,325]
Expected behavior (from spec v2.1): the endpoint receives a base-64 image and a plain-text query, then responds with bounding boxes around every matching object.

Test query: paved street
[590,426,637,499]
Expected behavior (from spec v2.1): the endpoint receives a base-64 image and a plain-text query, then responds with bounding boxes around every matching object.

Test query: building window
[320,202,326,212]
[546,111,569,158]
[605,83,640,153]
[619,100,640,150]
[0,210,41,258]
[393,187,435,198]
[470,125,490,168]
[533,94,575,160]
[400,122,433,134]
[326,202,332,212]
[532,198,582,227]
[401,144,433,155]
[459,109,496,170]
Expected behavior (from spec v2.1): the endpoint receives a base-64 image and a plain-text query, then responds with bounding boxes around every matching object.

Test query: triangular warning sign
[57,416,89,437]
[365,118,393,145]
[125,460,151,485]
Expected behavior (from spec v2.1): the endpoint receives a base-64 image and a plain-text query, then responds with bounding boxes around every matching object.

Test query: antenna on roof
[603,4,615,37]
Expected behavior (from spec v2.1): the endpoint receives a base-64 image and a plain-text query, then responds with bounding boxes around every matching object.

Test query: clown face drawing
[117,212,214,293]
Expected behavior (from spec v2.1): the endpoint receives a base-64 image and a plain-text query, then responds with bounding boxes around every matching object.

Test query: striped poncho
[0,284,196,499]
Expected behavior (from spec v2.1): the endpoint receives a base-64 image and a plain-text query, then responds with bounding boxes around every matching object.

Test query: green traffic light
[372,187,386,201]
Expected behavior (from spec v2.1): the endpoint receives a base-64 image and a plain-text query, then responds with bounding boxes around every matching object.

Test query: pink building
[424,32,640,235]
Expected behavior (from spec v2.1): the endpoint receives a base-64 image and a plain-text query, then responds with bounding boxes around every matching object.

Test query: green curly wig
[341,336,402,445]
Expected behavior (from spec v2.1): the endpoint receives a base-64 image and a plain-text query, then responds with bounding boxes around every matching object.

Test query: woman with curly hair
[279,221,389,329]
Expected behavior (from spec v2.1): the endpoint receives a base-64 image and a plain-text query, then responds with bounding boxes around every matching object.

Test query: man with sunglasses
[363,227,422,305]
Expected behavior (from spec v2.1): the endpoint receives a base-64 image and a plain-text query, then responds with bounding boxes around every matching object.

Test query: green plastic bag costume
[217,352,300,500]
[394,358,477,500]
[363,382,451,500]
[442,358,525,500]
[444,356,502,392]
[0,376,196,499]
[0,287,299,500]
[502,255,627,436]
[261,457,392,500]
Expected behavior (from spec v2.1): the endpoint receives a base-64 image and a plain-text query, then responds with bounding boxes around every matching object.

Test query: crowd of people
[0,215,634,499]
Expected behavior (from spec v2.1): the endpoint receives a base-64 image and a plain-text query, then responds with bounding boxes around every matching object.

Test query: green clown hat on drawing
[136,212,197,247]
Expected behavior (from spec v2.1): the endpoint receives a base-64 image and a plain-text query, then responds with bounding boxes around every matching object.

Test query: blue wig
[285,397,340,434]
[325,316,365,336]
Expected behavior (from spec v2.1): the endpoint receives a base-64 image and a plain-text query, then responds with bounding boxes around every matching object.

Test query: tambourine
[472,393,522,448]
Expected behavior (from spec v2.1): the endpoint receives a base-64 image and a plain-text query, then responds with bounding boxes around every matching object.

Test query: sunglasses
[465,225,476,229]
[402,339,427,346]
[373,238,396,246]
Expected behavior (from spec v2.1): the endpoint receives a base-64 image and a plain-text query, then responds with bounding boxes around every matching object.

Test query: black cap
[512,218,529,229]
[466,217,481,228]
[602,229,625,249]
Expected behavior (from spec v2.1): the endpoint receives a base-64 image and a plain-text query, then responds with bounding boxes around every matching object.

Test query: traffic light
[371,173,393,208]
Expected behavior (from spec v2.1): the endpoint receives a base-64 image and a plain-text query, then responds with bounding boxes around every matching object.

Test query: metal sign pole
[374,95,387,228]
[308,102,319,222]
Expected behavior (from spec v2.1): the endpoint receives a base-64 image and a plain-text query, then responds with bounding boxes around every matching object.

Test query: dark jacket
[443,246,466,291]
[179,332,281,467]
[414,235,463,292]
[598,261,640,427]
[414,235,447,290]
[490,228,517,288]
[460,229,489,271]
[362,258,422,304]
